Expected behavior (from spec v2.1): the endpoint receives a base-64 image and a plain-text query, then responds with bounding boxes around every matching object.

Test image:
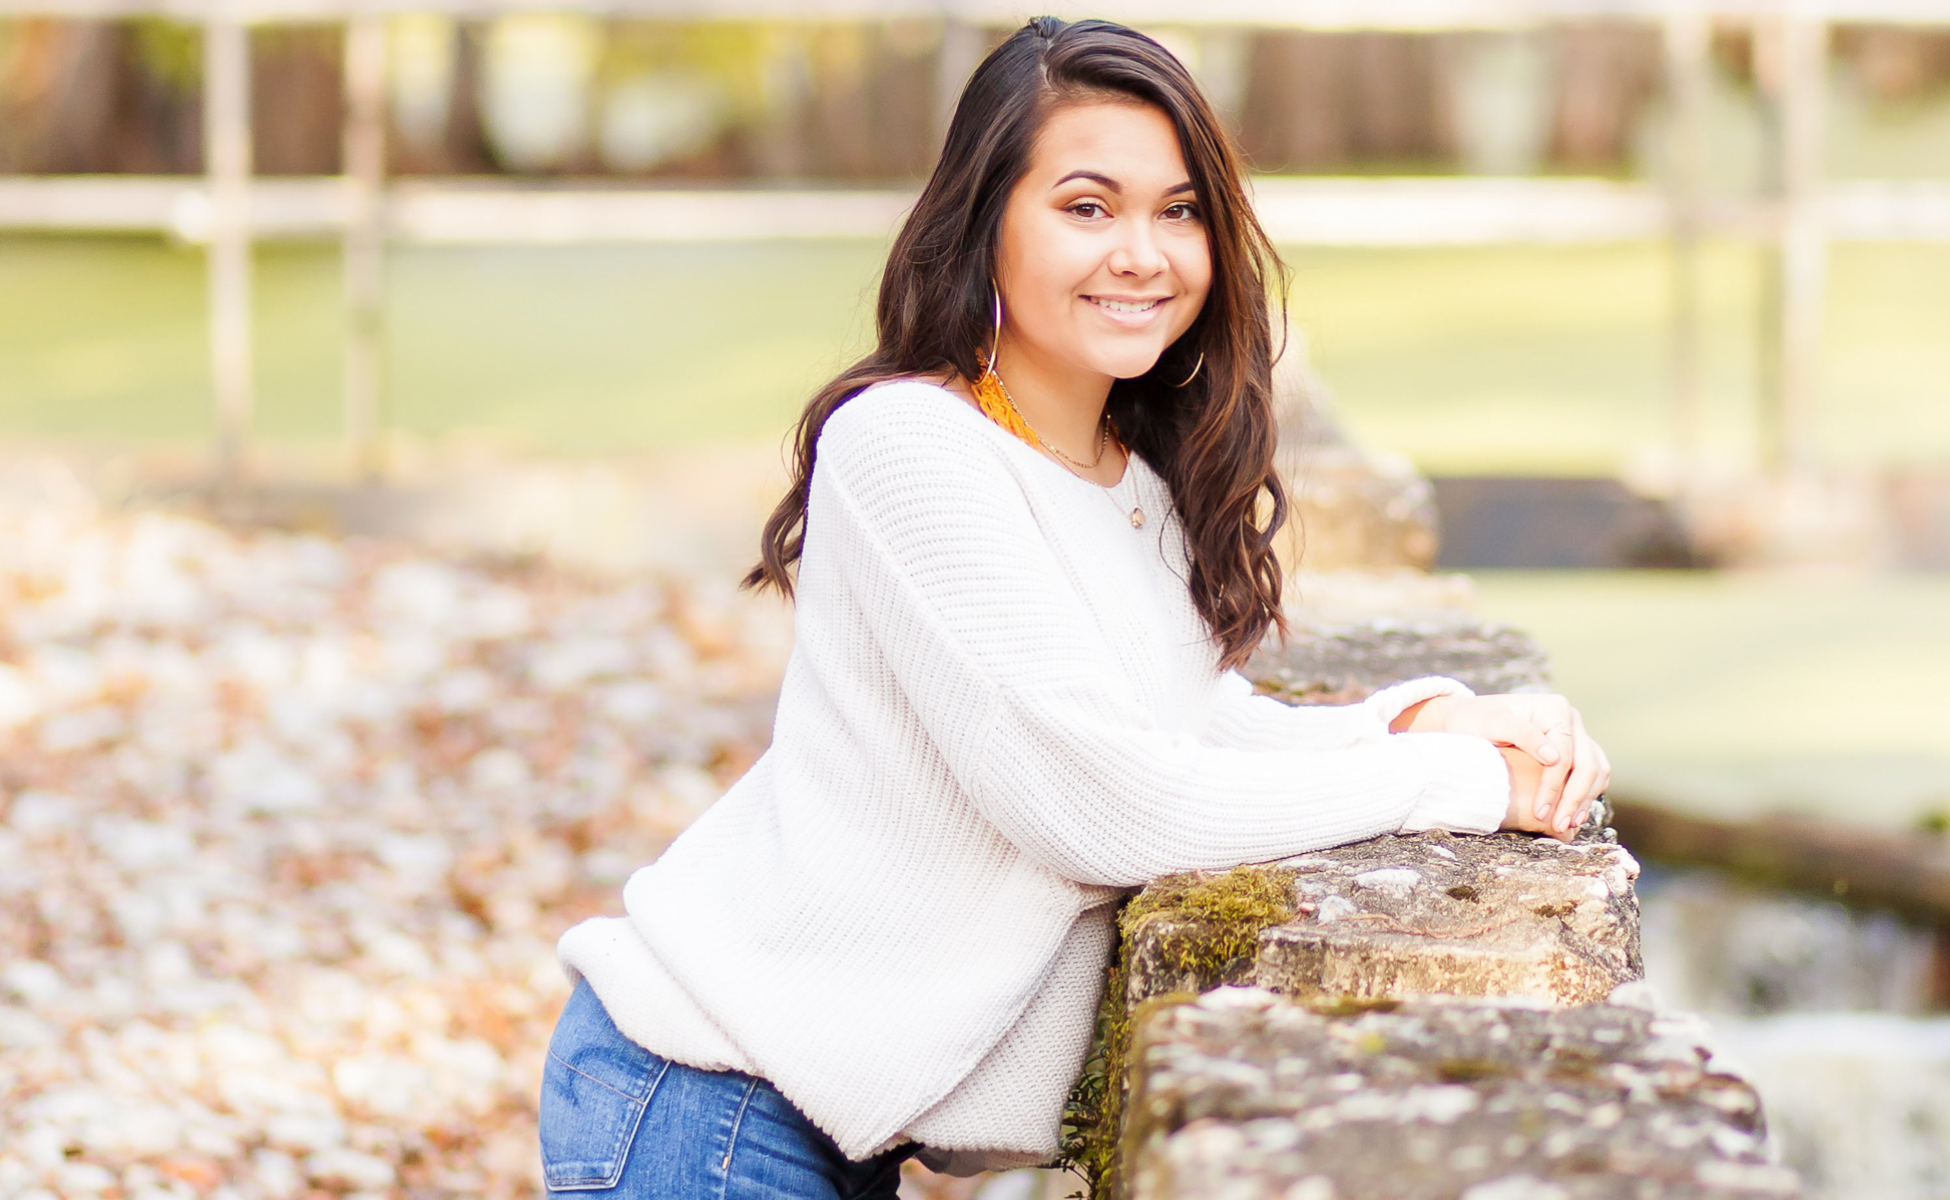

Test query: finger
[1554,715,1602,834]
[1545,701,1578,768]
[1554,789,1590,836]
[1496,717,1561,768]
[1534,747,1572,822]
[1529,709,1576,818]
[1551,739,1594,834]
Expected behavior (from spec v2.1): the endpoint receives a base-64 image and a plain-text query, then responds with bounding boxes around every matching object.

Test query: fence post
[1664,1,1710,487]
[204,13,253,490]
[1775,4,1827,477]
[343,13,387,481]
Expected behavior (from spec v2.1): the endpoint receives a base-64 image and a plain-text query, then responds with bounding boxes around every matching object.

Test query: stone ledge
[1126,988,1800,1200]
[1127,832,1642,1011]
[1249,620,1552,707]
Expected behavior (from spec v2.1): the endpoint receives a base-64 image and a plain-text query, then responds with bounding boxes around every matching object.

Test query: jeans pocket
[539,983,665,1192]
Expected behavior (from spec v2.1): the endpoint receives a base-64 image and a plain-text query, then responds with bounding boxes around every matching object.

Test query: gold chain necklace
[969,362,1147,529]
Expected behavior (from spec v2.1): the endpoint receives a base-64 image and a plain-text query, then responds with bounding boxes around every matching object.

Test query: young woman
[543,17,1609,1199]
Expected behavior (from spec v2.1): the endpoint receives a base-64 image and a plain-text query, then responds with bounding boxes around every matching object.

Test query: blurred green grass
[0,235,887,452]
[1472,571,1950,828]
[3,234,1948,473]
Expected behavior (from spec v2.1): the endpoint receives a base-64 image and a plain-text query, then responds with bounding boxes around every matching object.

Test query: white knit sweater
[558,380,1511,1170]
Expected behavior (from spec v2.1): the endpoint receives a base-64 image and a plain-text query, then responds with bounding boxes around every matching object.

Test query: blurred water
[1640,867,1950,1199]
[1640,866,1935,1016]
[1709,1015,1950,1200]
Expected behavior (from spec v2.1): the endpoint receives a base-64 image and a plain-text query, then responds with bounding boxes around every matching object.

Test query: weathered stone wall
[1250,621,1551,708]
[1077,622,1797,1200]
[1125,989,1799,1200]
[1270,333,1440,575]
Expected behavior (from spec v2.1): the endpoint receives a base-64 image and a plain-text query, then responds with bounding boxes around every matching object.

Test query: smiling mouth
[1086,296,1166,314]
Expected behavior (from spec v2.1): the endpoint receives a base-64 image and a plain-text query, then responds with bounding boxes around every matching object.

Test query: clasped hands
[1391,694,1611,842]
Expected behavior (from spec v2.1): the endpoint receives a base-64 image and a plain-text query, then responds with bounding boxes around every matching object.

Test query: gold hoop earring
[1177,350,1204,387]
[981,284,1002,383]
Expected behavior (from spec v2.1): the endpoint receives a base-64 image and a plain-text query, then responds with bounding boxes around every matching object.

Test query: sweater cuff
[1361,675,1477,733]
[1394,732,1511,835]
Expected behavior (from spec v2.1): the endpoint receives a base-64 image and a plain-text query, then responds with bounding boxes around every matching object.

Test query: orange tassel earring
[970,361,1043,451]
[970,284,1045,451]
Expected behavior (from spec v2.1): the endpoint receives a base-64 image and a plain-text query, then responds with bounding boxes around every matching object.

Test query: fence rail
[7,175,1950,244]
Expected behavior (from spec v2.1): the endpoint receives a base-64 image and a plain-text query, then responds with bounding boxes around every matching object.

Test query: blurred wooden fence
[1,0,1948,484]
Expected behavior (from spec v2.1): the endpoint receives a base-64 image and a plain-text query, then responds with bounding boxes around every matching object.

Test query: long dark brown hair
[743,16,1290,670]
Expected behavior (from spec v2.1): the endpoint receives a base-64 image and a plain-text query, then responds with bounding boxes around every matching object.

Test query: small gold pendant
[1130,507,1146,529]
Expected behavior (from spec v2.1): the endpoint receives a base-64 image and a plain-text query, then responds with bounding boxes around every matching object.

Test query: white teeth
[1089,297,1161,314]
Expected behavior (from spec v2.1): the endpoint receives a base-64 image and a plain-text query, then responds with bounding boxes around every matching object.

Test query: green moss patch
[1057,863,1297,1199]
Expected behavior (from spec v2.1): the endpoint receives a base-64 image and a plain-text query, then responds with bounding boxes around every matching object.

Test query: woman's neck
[993,334,1123,480]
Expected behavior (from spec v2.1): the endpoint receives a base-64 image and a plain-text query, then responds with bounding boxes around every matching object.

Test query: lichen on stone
[1122,988,1792,1199]
[1056,863,1296,1199]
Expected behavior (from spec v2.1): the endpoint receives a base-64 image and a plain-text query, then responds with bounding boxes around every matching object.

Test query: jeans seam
[598,1056,665,1189]
[547,1047,655,1105]
[715,1075,763,1199]
[543,1056,668,1192]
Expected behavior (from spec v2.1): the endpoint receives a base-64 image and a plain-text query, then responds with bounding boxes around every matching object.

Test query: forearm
[973,696,1511,885]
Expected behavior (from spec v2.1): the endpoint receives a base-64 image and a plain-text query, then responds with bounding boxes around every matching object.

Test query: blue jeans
[540,980,915,1198]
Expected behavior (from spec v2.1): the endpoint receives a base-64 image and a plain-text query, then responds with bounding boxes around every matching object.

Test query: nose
[1106,214,1168,281]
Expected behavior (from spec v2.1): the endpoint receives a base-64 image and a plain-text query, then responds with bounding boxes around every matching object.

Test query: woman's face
[994,99,1213,388]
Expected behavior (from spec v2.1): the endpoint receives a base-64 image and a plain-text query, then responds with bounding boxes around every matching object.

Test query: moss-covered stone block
[1128,831,1643,1013]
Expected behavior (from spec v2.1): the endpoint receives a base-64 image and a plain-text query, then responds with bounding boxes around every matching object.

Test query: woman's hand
[1392,693,1610,839]
[1496,745,1562,840]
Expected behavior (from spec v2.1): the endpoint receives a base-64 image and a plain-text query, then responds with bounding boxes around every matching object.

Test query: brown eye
[1164,202,1200,222]
[1068,202,1106,219]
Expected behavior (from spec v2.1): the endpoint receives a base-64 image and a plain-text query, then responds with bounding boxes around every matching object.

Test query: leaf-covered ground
[0,477,792,1199]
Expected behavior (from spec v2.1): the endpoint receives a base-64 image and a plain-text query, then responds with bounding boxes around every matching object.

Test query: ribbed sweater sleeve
[815,391,1509,888]
[1202,670,1508,835]
[1202,668,1476,752]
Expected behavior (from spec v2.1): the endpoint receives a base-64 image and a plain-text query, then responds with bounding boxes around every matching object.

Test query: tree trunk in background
[449,22,497,173]
[6,19,119,172]
[1,19,198,173]
[1241,32,1355,168]
[1346,33,1452,163]
[252,25,342,175]
[806,25,873,178]
[1550,24,1660,171]
[1239,32,1455,173]
[1838,25,1950,102]
[791,23,936,182]
[863,22,935,180]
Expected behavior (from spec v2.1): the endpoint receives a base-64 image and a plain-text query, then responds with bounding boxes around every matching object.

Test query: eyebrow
[1051,170,1196,196]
